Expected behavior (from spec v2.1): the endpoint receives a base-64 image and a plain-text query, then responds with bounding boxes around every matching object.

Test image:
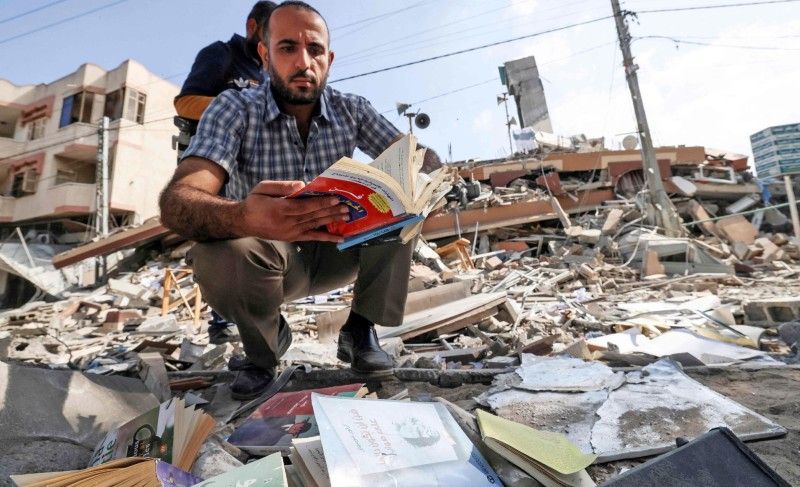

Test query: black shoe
[230,361,276,400]
[208,324,239,345]
[337,326,394,376]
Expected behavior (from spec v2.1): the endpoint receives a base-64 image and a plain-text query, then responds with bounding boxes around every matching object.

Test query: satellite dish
[622,135,639,150]
[396,102,411,116]
[414,113,430,130]
[496,95,505,105]
[508,116,518,126]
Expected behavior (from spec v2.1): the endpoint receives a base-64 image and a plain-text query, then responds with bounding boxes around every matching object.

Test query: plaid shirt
[182,83,401,201]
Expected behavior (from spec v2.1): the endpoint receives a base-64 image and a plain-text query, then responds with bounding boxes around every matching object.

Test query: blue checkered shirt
[182,83,401,201]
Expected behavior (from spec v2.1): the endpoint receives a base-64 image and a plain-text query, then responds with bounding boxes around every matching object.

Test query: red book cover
[290,176,406,237]
[227,383,364,452]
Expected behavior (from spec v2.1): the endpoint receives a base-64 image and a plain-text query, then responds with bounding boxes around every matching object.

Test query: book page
[293,437,331,487]
[412,168,452,215]
[297,158,413,216]
[369,134,416,200]
[312,394,459,476]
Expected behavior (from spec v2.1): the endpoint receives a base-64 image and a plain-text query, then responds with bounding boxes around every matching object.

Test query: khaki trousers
[189,238,413,369]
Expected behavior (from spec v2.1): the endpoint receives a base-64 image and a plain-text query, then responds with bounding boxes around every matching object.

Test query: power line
[636,0,800,14]
[637,35,800,51]
[379,39,616,116]
[335,0,600,68]
[0,0,130,46]
[330,14,613,84]
[335,0,551,64]
[0,0,72,25]
[331,0,435,32]
[379,77,499,115]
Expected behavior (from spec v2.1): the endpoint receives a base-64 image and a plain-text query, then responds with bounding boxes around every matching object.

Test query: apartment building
[0,59,179,233]
[751,122,800,178]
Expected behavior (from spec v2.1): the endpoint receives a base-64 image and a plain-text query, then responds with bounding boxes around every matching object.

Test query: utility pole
[95,116,110,281]
[497,93,515,155]
[610,0,682,237]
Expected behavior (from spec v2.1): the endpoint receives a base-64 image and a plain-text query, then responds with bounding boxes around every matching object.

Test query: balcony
[4,182,96,222]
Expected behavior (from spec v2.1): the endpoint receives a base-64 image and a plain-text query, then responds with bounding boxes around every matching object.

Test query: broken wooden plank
[52,219,172,269]
[378,293,507,341]
[316,281,473,342]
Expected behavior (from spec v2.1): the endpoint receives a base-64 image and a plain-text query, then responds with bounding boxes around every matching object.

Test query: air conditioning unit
[21,168,38,193]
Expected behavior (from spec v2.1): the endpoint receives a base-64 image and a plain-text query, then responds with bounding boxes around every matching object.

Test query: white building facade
[0,59,179,229]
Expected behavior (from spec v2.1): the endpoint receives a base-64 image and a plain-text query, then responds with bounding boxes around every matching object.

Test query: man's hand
[240,180,349,242]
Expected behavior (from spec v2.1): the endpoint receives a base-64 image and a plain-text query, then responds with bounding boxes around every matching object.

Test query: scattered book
[194,452,286,486]
[227,383,366,455]
[289,436,330,487]
[311,393,502,486]
[289,134,452,250]
[476,409,597,487]
[11,457,201,487]
[89,397,215,471]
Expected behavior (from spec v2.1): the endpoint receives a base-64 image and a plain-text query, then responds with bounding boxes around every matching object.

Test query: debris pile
[2,145,800,485]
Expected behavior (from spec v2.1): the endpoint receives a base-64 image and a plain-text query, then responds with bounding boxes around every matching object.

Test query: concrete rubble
[2,146,800,485]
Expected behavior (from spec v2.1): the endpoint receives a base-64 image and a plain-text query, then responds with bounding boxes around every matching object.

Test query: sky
[1,0,798,164]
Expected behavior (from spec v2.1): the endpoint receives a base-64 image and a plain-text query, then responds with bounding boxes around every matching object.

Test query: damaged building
[0,60,179,308]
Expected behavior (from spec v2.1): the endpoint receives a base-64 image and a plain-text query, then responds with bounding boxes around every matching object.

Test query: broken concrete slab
[133,314,180,334]
[716,215,757,245]
[601,208,625,236]
[0,361,158,482]
[687,200,718,237]
[744,297,800,325]
[514,355,625,392]
[479,359,786,463]
[755,237,781,262]
[138,352,171,402]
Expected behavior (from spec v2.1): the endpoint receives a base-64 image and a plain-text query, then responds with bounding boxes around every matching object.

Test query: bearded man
[160,1,439,400]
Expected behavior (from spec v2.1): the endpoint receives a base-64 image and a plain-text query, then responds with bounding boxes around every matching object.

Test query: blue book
[337,214,424,250]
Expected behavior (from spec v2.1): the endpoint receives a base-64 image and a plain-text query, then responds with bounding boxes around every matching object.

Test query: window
[103,87,146,124]
[26,118,46,140]
[59,91,94,127]
[103,89,124,120]
[125,88,146,124]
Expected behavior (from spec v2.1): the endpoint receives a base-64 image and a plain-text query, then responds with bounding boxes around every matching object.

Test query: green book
[194,452,287,486]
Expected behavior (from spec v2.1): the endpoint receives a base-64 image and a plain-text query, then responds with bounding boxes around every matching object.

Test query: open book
[289,134,451,250]
[476,409,597,487]
[11,457,201,487]
[89,398,215,471]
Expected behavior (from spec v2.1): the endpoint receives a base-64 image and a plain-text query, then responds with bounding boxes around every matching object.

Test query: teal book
[194,452,286,486]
